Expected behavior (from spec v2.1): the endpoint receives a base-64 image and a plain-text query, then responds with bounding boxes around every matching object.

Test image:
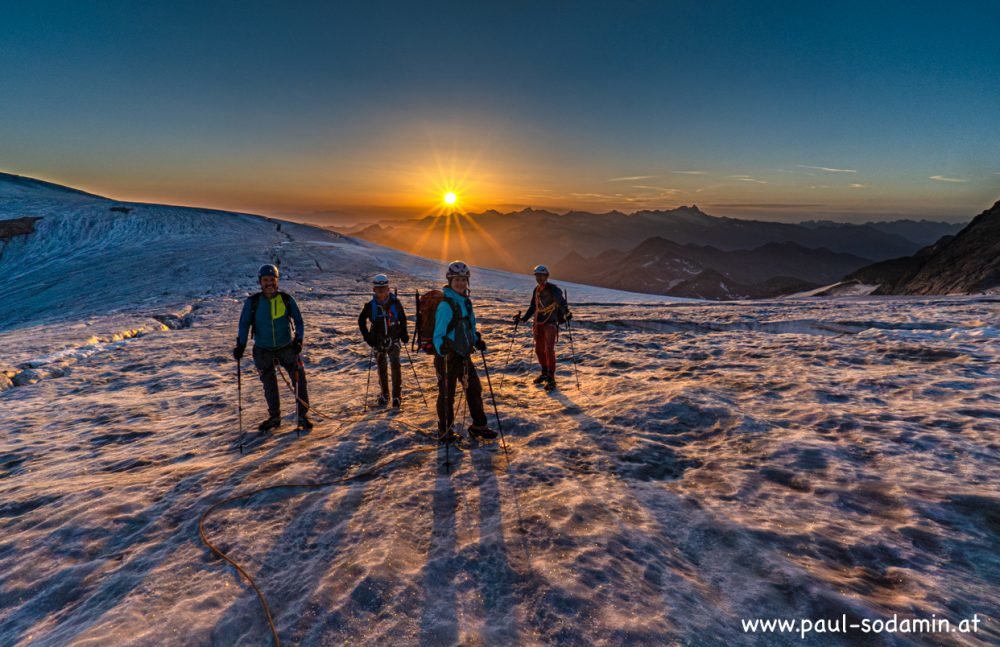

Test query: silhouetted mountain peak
[632,205,713,220]
[559,250,587,263]
[630,236,688,254]
[511,207,558,217]
[846,198,1000,295]
[972,199,1000,224]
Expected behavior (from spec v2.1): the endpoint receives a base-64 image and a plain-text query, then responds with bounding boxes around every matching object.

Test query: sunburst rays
[402,153,517,268]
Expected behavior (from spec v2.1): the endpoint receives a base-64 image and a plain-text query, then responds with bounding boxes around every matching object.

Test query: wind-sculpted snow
[1,183,998,645]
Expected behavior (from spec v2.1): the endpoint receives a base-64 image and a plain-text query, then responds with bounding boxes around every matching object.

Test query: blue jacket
[433,286,478,356]
[237,291,304,350]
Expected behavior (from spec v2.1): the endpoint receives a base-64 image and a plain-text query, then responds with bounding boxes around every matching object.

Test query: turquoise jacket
[433,286,478,356]
[237,292,304,350]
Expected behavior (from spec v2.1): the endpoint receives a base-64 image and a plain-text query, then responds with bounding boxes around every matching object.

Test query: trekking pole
[566,319,581,390]
[237,359,246,454]
[363,346,374,413]
[479,349,510,459]
[402,342,429,409]
[497,311,520,396]
[294,355,301,436]
[458,360,470,430]
[565,290,581,390]
[443,354,451,473]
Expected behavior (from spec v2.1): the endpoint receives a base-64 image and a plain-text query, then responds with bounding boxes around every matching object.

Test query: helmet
[532,264,550,275]
[258,264,279,279]
[372,273,390,287]
[446,260,471,280]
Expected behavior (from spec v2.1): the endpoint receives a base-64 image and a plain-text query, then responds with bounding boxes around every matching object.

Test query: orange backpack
[414,290,444,354]
[413,289,466,355]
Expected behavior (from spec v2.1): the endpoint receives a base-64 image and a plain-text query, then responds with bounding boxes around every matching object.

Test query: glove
[233,343,246,361]
[363,333,375,348]
[401,332,410,344]
[474,333,486,352]
[564,310,573,321]
[291,339,303,355]
[439,339,453,356]
[512,314,521,324]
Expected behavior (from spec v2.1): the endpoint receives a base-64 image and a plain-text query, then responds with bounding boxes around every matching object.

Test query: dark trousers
[253,345,310,417]
[376,344,402,399]
[434,353,487,432]
[533,322,559,375]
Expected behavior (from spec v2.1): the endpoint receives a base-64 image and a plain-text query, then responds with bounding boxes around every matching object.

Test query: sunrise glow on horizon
[2,2,998,224]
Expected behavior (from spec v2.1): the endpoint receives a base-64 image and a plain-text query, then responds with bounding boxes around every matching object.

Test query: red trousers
[533,323,559,375]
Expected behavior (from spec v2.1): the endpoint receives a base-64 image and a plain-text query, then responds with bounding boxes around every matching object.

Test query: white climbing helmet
[372,273,390,287]
[532,264,550,275]
[446,260,471,279]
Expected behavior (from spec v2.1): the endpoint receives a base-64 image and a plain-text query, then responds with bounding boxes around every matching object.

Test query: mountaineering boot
[391,396,401,408]
[297,415,314,431]
[438,428,460,444]
[544,376,557,391]
[376,393,388,407]
[468,424,498,440]
[258,415,281,432]
[533,372,549,384]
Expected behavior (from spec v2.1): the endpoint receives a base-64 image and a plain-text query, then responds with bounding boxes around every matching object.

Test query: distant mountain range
[553,238,873,299]
[347,205,962,274]
[845,200,1000,295]
[345,205,964,299]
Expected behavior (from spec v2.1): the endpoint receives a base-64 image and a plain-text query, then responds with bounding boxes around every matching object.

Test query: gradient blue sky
[2,0,999,223]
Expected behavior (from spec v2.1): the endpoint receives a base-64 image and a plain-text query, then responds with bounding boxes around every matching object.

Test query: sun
[443,191,457,206]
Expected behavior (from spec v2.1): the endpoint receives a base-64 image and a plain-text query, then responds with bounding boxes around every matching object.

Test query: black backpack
[368,294,406,342]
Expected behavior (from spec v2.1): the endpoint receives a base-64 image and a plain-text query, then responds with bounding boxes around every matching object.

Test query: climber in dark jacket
[358,274,409,408]
[514,264,571,390]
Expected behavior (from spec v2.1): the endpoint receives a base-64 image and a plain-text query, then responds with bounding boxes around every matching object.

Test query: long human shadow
[418,447,464,646]
[469,448,522,645]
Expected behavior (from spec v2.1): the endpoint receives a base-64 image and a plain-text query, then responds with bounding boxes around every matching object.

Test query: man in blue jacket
[433,261,497,442]
[233,264,312,432]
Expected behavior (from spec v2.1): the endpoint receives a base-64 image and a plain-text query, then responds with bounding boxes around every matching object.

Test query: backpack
[368,293,404,340]
[248,291,292,339]
[413,290,466,355]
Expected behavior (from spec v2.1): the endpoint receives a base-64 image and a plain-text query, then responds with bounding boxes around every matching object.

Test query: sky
[2,0,1000,225]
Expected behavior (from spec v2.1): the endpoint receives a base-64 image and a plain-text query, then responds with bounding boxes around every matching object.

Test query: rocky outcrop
[845,201,1000,295]
[845,236,954,294]
[0,216,40,242]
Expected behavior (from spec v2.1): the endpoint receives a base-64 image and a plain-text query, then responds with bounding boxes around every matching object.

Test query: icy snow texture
[1,181,998,646]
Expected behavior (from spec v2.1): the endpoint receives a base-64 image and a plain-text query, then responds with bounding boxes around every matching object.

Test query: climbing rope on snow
[197,445,437,647]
